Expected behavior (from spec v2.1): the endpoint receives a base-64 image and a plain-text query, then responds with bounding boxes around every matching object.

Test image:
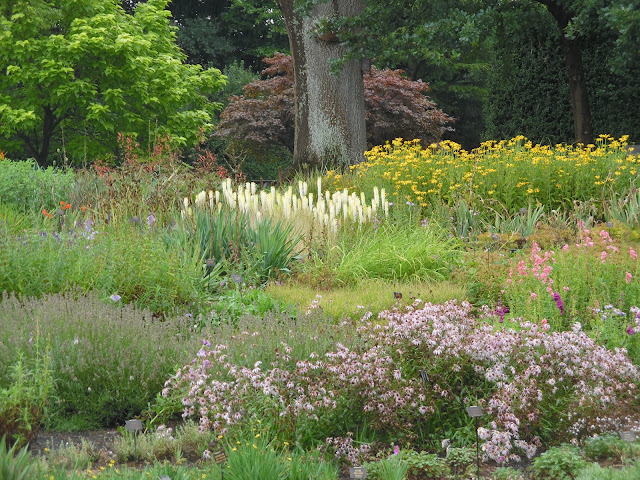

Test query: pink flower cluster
[323,435,373,466]
[162,301,640,463]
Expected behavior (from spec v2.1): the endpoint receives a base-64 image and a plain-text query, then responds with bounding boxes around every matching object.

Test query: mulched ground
[28,428,120,459]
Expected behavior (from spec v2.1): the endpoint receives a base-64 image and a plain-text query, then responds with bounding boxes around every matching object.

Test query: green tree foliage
[0,0,226,166]
[121,0,289,70]
[216,53,453,153]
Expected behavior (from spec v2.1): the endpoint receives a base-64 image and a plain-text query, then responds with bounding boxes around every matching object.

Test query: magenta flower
[552,292,564,315]
[494,300,509,323]
[627,326,635,335]
[393,445,400,455]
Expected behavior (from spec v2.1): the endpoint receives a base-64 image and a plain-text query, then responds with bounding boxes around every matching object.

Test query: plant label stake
[419,370,429,389]
[231,273,243,302]
[125,419,143,462]
[466,406,483,480]
[158,476,171,480]
[214,450,227,480]
[619,430,636,459]
[350,466,367,479]
[205,258,216,289]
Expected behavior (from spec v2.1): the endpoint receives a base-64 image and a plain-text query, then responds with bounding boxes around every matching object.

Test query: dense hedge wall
[484,4,640,145]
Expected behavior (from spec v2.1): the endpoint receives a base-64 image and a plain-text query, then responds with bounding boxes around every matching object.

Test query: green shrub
[286,449,340,480]
[176,206,302,284]
[583,434,628,461]
[0,158,74,212]
[530,445,587,480]
[0,342,54,448]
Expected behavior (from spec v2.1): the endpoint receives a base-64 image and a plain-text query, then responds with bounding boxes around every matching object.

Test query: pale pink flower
[530,292,537,299]
[601,251,607,263]
[630,248,638,261]
[626,272,633,284]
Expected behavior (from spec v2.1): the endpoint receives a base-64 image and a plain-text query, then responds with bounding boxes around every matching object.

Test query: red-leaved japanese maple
[218,53,453,153]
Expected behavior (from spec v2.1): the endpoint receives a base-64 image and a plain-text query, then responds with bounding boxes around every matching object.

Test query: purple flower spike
[202,339,211,347]
[552,292,564,315]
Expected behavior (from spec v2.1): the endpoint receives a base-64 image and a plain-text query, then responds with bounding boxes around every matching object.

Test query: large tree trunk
[21,106,58,167]
[276,0,367,171]
[538,0,594,145]
[560,35,593,144]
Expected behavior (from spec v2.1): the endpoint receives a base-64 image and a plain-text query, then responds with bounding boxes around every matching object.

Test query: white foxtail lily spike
[182,180,392,236]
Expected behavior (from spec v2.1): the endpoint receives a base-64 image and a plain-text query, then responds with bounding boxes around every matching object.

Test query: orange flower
[60,201,65,206]
[80,206,87,212]
[42,209,53,218]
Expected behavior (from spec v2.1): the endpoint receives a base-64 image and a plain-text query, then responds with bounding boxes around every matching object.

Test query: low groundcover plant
[163,300,640,463]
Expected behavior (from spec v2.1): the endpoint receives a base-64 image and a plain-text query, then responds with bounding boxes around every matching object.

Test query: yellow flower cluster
[326,135,636,214]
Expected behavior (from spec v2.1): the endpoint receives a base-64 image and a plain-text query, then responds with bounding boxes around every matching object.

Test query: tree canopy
[0,0,226,166]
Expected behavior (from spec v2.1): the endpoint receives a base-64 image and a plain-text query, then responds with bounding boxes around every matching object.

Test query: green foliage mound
[0,158,74,212]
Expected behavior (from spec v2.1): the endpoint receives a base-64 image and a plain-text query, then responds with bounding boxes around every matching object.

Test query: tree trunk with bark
[538,0,594,145]
[276,0,367,171]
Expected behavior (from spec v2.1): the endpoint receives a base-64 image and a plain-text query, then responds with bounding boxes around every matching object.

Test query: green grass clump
[0,435,36,480]
[306,221,461,286]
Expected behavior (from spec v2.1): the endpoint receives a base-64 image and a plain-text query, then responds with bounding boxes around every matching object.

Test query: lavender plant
[0,292,202,429]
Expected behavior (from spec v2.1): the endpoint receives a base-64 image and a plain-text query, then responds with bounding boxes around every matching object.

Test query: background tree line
[0,0,638,171]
